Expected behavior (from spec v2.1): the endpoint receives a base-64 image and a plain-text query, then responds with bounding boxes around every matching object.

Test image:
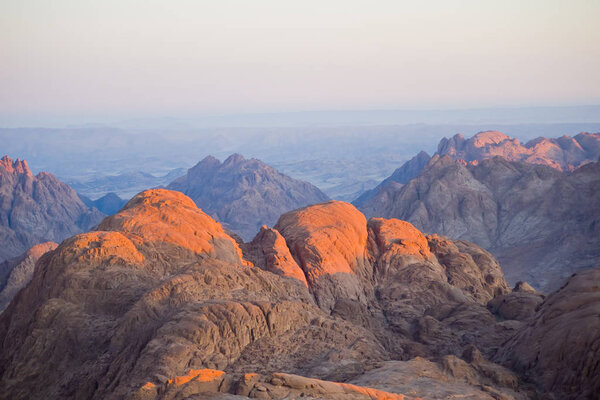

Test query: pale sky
[1,0,599,121]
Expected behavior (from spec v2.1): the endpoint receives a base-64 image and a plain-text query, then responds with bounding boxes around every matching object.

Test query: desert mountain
[437,131,600,171]
[2,189,596,399]
[80,192,128,215]
[0,155,104,262]
[357,155,600,291]
[355,131,600,207]
[167,153,329,240]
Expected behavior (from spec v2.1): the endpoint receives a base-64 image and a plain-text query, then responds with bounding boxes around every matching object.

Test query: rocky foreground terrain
[0,155,104,263]
[168,154,329,240]
[0,189,597,399]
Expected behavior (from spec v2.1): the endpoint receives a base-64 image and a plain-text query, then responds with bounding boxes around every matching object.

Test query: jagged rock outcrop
[167,154,329,240]
[0,190,538,399]
[358,155,600,291]
[437,131,600,171]
[0,155,104,262]
[355,131,600,211]
[496,268,600,399]
[0,241,57,312]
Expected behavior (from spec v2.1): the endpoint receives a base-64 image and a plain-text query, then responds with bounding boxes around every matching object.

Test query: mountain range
[167,153,329,240]
[355,132,600,291]
[0,189,597,399]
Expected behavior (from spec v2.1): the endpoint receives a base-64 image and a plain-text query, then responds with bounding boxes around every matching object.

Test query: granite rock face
[0,190,540,400]
[0,155,104,262]
[0,190,594,399]
[167,154,329,240]
[358,155,600,291]
[496,268,600,399]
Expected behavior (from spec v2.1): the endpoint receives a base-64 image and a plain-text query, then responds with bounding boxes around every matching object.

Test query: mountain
[167,153,329,240]
[437,131,600,171]
[0,156,104,262]
[0,241,57,312]
[1,189,596,399]
[357,155,600,291]
[79,192,128,215]
[356,131,600,204]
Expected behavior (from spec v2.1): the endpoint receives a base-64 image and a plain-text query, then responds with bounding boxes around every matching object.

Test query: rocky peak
[168,153,329,240]
[0,155,33,177]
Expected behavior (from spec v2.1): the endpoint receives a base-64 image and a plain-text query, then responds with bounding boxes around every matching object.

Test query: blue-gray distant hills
[167,153,329,240]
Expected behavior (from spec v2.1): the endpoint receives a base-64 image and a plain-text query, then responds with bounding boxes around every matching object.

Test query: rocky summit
[1,188,597,399]
[0,155,104,263]
[167,154,329,241]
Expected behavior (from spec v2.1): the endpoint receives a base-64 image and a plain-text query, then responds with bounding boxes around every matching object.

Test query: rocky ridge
[0,155,104,262]
[0,189,564,399]
[357,155,600,291]
[355,131,600,208]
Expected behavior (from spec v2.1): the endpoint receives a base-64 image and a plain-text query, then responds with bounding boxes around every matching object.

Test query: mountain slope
[0,189,540,399]
[167,153,329,240]
[0,241,57,312]
[357,155,600,290]
[0,155,104,262]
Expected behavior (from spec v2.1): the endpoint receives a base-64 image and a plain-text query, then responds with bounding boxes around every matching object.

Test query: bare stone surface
[0,190,592,399]
[358,154,600,291]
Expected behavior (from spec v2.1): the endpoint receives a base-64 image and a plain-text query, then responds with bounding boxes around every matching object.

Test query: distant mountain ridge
[357,154,600,291]
[437,131,600,171]
[355,131,600,206]
[0,155,104,262]
[167,153,329,240]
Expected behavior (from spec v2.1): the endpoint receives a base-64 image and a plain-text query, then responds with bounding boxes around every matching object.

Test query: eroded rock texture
[358,154,600,291]
[0,190,592,399]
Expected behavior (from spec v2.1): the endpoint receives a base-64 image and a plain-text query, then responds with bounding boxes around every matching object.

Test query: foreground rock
[0,190,585,399]
[358,154,600,291]
[496,268,600,399]
[167,154,329,240]
[0,155,104,262]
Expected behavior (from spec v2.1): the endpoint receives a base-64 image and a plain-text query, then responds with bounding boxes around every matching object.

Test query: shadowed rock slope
[167,154,329,240]
[0,155,104,262]
[0,190,593,399]
[0,241,57,312]
[358,155,600,291]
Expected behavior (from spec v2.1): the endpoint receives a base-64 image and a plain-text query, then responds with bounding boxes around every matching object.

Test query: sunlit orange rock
[166,368,225,386]
[97,189,247,265]
[243,226,308,286]
[275,200,371,311]
[367,218,431,260]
